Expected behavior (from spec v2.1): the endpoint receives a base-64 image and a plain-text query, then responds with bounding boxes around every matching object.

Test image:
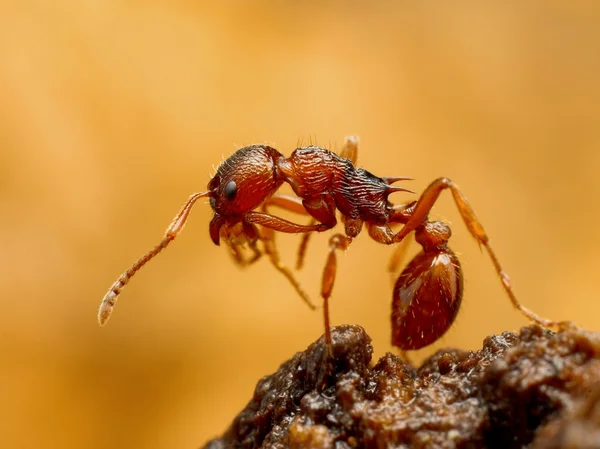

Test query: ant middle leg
[295,193,339,270]
[321,233,353,349]
[225,218,317,310]
[389,177,563,329]
[266,192,353,350]
[387,234,412,288]
[257,224,317,310]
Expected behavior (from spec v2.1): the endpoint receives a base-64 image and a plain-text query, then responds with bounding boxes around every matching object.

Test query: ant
[98,136,564,352]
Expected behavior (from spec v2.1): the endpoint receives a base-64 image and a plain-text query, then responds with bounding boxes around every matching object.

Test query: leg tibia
[321,234,352,347]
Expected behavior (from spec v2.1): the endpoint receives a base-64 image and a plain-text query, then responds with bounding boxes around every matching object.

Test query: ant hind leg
[392,177,568,329]
[387,234,412,288]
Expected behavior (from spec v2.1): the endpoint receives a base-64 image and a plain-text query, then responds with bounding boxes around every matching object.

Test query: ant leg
[386,202,418,286]
[239,208,320,309]
[387,235,412,288]
[369,221,417,288]
[260,193,339,270]
[264,192,350,350]
[228,241,262,266]
[296,227,315,270]
[259,194,317,269]
[367,222,397,245]
[245,211,331,234]
[225,221,263,267]
[252,197,348,345]
[391,178,564,329]
[247,201,336,311]
[339,136,359,164]
[98,191,211,326]
[321,234,353,348]
[226,218,315,309]
[261,194,311,216]
[258,225,316,310]
[294,198,360,270]
[398,350,414,367]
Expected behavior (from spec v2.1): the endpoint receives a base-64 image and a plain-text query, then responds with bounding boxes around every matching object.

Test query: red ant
[98,137,563,351]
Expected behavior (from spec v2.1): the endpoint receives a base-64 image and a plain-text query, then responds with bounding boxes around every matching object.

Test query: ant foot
[397,350,414,367]
[556,320,579,332]
[315,325,372,391]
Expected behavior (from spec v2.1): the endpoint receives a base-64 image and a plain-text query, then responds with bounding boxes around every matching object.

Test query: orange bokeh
[1,3,599,448]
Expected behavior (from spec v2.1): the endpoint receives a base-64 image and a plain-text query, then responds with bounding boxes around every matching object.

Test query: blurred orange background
[1,2,599,448]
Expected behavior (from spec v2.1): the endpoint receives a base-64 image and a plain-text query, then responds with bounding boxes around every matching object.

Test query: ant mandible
[98,136,562,351]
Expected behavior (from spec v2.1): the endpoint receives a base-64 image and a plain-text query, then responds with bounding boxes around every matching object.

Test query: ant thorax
[335,167,395,224]
[282,146,399,225]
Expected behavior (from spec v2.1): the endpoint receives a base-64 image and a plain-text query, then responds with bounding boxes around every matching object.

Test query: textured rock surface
[203,324,600,449]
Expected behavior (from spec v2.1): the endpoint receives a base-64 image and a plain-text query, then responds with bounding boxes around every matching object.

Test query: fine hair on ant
[99,136,564,352]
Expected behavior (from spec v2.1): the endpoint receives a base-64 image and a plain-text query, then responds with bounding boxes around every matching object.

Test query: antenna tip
[98,304,111,326]
[98,292,117,327]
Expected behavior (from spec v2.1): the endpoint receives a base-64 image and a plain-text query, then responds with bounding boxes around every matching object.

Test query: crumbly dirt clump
[204,324,600,449]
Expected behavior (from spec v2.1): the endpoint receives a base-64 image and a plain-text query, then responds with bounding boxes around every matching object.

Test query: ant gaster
[98,137,562,351]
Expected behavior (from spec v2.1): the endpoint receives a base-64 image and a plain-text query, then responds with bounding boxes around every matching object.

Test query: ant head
[207,145,284,245]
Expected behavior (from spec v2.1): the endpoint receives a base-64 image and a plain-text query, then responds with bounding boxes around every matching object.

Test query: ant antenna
[98,191,211,326]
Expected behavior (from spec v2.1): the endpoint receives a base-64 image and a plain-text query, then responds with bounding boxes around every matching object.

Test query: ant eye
[224,180,238,200]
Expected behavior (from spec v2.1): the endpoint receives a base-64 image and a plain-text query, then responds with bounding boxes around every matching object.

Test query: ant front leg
[245,210,330,234]
[260,194,317,269]
[221,221,263,267]
[228,241,261,266]
[244,204,332,311]
[257,194,315,270]
[391,177,565,329]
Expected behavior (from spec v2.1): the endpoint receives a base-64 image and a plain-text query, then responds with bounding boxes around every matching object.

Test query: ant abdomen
[391,247,463,350]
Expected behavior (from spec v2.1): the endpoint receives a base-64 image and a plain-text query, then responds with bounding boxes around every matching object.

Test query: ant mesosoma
[98,136,563,351]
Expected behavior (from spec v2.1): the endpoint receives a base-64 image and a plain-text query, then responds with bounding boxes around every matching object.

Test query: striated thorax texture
[203,324,600,449]
[282,146,394,224]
